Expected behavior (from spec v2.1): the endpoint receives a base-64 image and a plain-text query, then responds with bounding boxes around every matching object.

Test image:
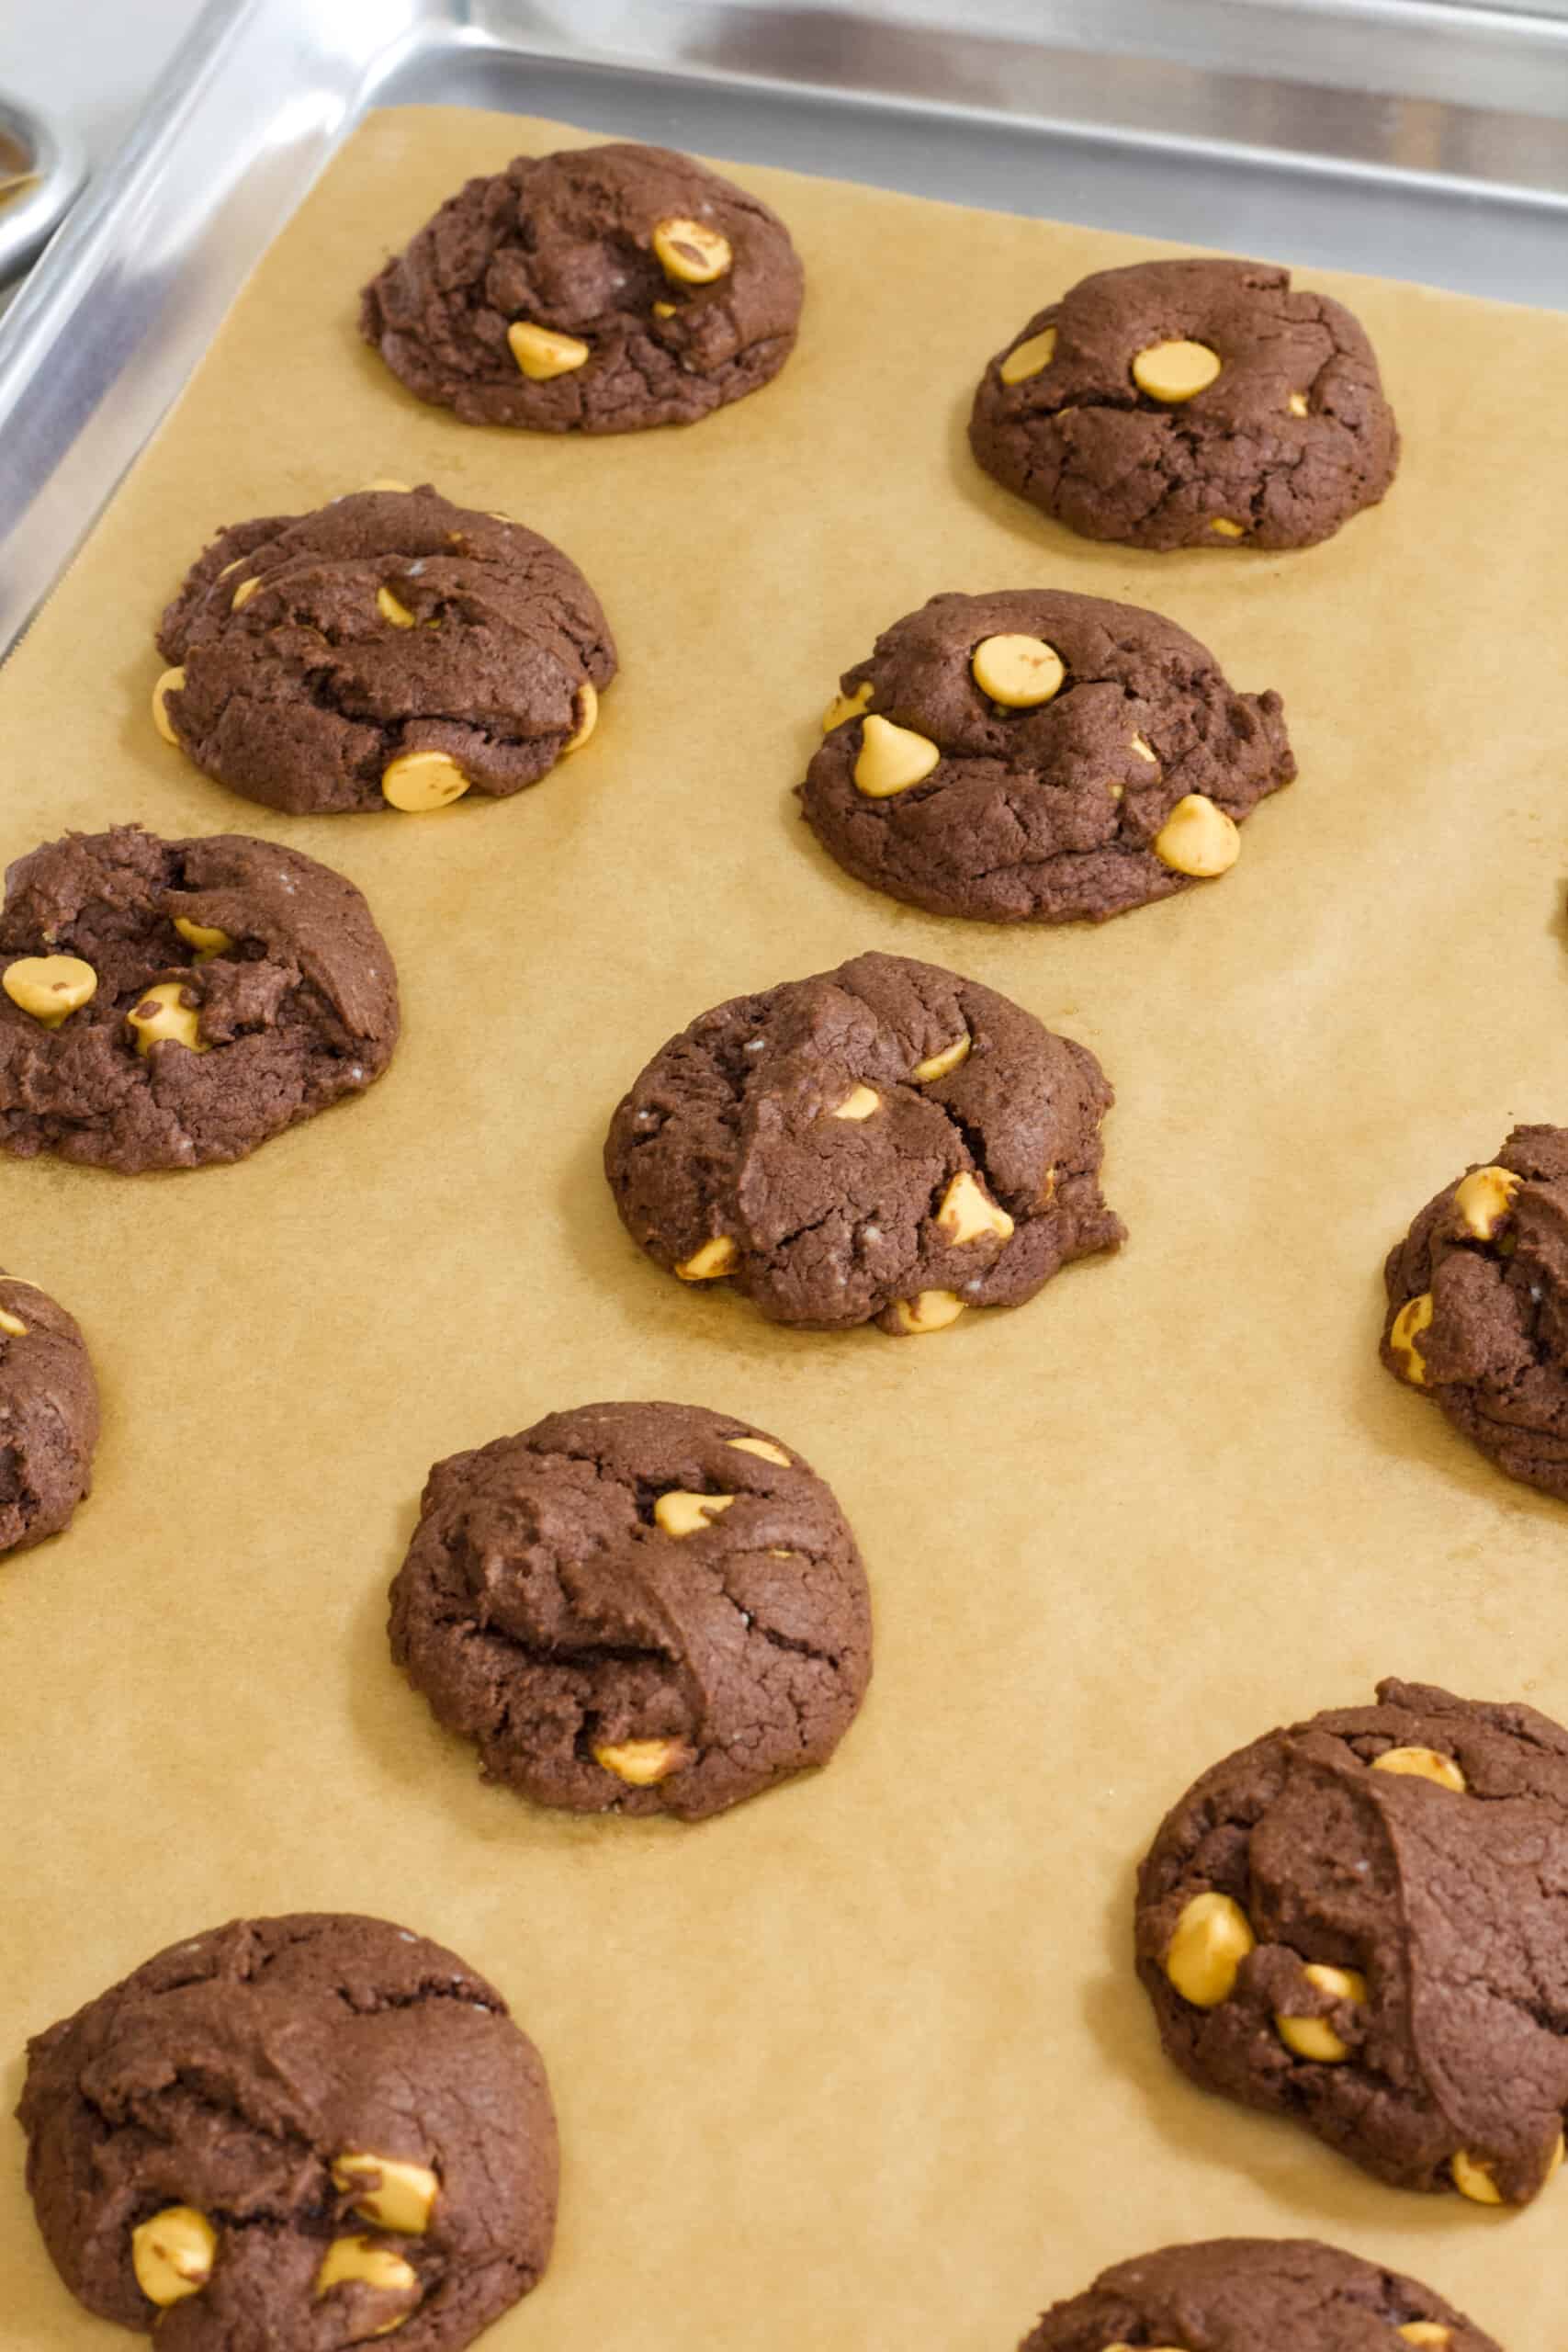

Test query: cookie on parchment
[0,1269,98,1555]
[604,949,1122,1335]
[17,1912,558,2349]
[360,141,804,433]
[0,824,398,1171]
[970,256,1398,551]
[799,588,1293,922]
[1018,2237,1500,2352]
[1382,1125,1568,1501]
[154,483,615,815]
[1135,1678,1568,2207]
[390,1401,871,1821]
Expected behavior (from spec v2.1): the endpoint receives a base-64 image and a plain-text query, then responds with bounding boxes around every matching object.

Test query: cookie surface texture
[1135,1678,1568,2204]
[156,484,615,815]
[390,1400,872,1820]
[1381,1124,1568,1499]
[360,141,804,432]
[970,256,1398,550]
[604,949,1123,1331]
[17,1912,558,2349]
[0,825,399,1170]
[1019,2236,1501,2352]
[800,588,1294,922]
[0,1270,98,1555]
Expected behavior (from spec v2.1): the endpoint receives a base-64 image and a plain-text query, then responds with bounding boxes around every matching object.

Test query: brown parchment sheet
[4,102,1568,2350]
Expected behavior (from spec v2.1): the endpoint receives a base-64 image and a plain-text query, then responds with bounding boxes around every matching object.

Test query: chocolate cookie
[0,1270,98,1554]
[154,484,615,816]
[360,141,804,433]
[1382,1125,1568,1500]
[970,256,1399,551]
[18,1911,558,2349]
[1135,1677,1568,2205]
[604,949,1122,1335]
[390,1401,871,1820]
[1019,2237,1500,2352]
[799,589,1293,923]
[0,825,398,1171]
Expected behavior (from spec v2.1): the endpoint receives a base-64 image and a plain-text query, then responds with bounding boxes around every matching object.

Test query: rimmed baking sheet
[4,103,1568,2349]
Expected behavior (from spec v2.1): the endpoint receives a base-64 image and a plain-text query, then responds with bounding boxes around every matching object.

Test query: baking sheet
[3,104,1568,2349]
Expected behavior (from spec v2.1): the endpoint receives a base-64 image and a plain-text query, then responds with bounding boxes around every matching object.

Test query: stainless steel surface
[0,90,86,289]
[5,0,1568,662]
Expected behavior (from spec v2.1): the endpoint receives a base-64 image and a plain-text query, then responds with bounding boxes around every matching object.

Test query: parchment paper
[4,105,1568,2349]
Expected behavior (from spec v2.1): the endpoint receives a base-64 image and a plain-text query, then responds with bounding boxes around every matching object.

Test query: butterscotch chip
[562,680,599,755]
[0,1269,98,1555]
[971,632,1065,707]
[1133,337,1222,402]
[2,954,97,1027]
[652,215,732,283]
[230,575,261,610]
[152,666,186,745]
[884,1290,966,1336]
[507,320,590,379]
[1153,793,1241,878]
[972,255,1398,551]
[605,949,1122,1332]
[1017,2238,1502,2352]
[675,1236,737,1282]
[1451,1163,1519,1239]
[913,1035,970,1084]
[19,1913,558,2348]
[361,141,803,432]
[131,2206,216,2306]
[1453,2131,1562,2206]
[853,713,941,797]
[173,916,232,960]
[728,1436,791,1466]
[593,1736,694,1786]
[822,681,873,734]
[377,584,416,628]
[831,1084,879,1121]
[1373,1746,1467,1793]
[800,590,1292,924]
[1387,1290,1435,1386]
[389,1401,872,1819]
[0,824,398,1172]
[934,1170,1014,1246]
[1274,1962,1366,2063]
[155,484,615,816]
[1382,1127,1568,1496]
[381,750,469,813]
[331,2153,439,2235]
[314,2233,420,2316]
[126,980,208,1057]
[1450,2149,1502,2205]
[998,325,1055,384]
[1163,1891,1255,2008]
[653,1488,735,1539]
[1137,1676,1568,2202]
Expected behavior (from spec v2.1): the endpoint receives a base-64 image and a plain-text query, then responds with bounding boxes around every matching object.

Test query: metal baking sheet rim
[6,0,1568,664]
[0,93,86,290]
